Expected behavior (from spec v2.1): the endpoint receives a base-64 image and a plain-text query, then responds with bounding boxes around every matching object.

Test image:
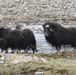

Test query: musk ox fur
[8,29,25,53]
[0,27,25,53]
[16,25,37,53]
[0,38,7,53]
[0,25,37,53]
[43,22,76,52]
[22,29,37,53]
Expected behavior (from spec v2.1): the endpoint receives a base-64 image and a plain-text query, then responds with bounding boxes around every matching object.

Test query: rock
[1,54,49,64]
[0,0,76,24]
[0,53,5,64]
[35,72,44,75]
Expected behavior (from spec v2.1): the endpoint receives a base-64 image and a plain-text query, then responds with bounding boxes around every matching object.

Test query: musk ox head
[42,22,56,37]
[42,22,63,37]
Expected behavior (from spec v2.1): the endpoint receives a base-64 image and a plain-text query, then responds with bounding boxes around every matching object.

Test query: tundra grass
[0,51,76,75]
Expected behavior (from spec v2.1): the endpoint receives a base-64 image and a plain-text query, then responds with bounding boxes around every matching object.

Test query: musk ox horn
[50,28,55,32]
[45,25,50,28]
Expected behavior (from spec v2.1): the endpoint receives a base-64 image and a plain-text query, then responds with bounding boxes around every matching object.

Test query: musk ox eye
[50,28,55,32]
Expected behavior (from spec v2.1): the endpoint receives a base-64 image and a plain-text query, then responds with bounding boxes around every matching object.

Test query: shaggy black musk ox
[0,27,25,53]
[42,22,76,52]
[8,29,25,53]
[16,25,38,53]
[0,38,7,53]
[22,29,38,53]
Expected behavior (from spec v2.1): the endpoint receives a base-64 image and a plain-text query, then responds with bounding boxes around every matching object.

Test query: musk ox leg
[11,49,15,53]
[15,49,19,53]
[23,48,28,53]
[18,49,21,53]
[11,49,18,53]
[25,50,28,53]
[24,49,28,53]
[24,46,30,53]
[55,46,61,53]
[5,49,8,53]
[30,45,38,54]
[1,49,7,53]
[14,49,21,53]
[1,48,8,53]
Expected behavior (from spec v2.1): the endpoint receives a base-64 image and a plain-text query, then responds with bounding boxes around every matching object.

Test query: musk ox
[0,38,7,53]
[0,27,25,53]
[22,29,38,53]
[42,22,76,52]
[16,25,38,53]
[8,29,25,53]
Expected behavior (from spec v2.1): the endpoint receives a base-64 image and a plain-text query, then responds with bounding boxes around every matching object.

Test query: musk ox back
[42,22,76,52]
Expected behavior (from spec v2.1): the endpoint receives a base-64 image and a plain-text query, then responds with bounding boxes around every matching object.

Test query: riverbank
[0,51,76,75]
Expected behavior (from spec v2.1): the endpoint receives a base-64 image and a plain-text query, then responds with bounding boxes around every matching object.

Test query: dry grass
[0,51,76,75]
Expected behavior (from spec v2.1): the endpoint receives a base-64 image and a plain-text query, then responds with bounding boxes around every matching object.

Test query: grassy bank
[0,51,76,75]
